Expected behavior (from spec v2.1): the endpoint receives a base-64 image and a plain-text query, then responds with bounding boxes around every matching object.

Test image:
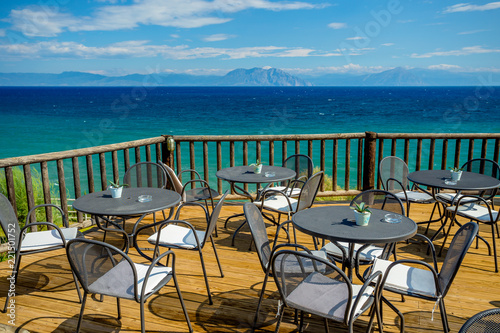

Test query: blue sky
[0,0,499,76]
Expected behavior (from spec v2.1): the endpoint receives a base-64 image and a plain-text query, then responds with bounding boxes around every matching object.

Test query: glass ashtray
[265,172,275,177]
[444,179,457,185]
[138,195,152,203]
[384,213,402,223]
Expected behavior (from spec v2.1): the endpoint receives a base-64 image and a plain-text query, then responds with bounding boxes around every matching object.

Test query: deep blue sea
[1,86,499,160]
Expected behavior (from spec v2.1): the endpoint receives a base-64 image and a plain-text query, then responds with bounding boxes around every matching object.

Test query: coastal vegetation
[0,167,64,239]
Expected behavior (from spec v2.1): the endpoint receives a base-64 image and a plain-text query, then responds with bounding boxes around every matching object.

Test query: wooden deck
[1,200,499,332]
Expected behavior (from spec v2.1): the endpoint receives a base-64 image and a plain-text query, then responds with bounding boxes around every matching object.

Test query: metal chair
[271,249,383,333]
[264,154,314,197]
[444,195,500,272]
[243,203,329,328]
[254,171,324,225]
[140,190,228,305]
[371,222,478,333]
[0,193,83,312]
[458,308,500,333]
[159,161,218,219]
[436,158,500,207]
[379,156,438,230]
[321,189,405,277]
[123,161,170,189]
[66,238,192,333]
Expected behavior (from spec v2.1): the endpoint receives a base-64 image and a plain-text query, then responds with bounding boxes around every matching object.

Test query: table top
[292,205,417,244]
[408,169,500,191]
[216,165,296,184]
[73,187,181,216]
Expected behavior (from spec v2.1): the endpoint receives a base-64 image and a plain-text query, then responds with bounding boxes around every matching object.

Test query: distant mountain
[0,67,497,86]
[218,67,312,86]
[303,67,497,86]
[0,67,311,87]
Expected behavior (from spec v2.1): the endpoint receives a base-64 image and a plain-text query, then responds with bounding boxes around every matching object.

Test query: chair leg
[71,271,83,303]
[172,272,194,332]
[210,236,224,277]
[439,298,449,333]
[117,297,121,319]
[491,223,498,273]
[3,253,22,313]
[253,274,270,328]
[324,317,329,333]
[274,303,285,333]
[140,299,146,333]
[197,250,213,305]
[76,292,88,333]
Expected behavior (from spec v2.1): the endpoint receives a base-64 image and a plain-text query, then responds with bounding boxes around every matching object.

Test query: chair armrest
[350,270,382,318]
[258,189,294,212]
[178,169,202,179]
[26,203,68,228]
[139,249,176,301]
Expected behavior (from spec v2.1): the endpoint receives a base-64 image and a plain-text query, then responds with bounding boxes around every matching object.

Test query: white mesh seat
[0,195,83,312]
[272,250,383,333]
[88,260,173,299]
[66,238,192,333]
[143,191,228,305]
[371,223,478,333]
[21,227,79,252]
[147,224,206,249]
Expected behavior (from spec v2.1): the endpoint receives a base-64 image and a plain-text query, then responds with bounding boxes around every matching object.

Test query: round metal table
[292,205,417,279]
[73,187,181,247]
[216,165,296,245]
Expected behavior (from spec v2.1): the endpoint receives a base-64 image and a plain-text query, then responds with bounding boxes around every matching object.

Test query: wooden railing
[1,132,499,229]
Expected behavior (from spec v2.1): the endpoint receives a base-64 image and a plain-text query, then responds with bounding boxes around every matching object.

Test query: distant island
[0,67,497,87]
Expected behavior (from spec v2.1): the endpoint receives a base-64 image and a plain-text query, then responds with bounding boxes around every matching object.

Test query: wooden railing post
[363,131,377,191]
[162,135,175,167]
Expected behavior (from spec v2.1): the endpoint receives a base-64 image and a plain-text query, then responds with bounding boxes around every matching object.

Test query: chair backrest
[461,158,500,179]
[66,238,139,300]
[243,203,272,273]
[271,249,352,323]
[158,161,184,194]
[350,189,406,215]
[296,171,324,212]
[0,193,20,243]
[123,161,168,189]
[283,154,314,181]
[438,221,478,296]
[379,156,410,191]
[458,308,500,333]
[202,190,228,244]
[461,158,500,199]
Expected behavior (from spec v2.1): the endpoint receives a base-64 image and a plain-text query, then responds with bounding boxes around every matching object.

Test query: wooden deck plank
[0,200,499,332]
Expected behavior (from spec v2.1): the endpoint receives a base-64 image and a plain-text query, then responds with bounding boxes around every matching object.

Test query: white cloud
[7,0,329,36]
[203,34,236,42]
[381,43,394,47]
[428,64,463,71]
[7,7,80,37]
[411,45,500,58]
[328,22,347,29]
[170,34,181,38]
[443,2,500,13]
[0,40,341,60]
[346,36,366,41]
[458,29,488,35]
[286,64,390,75]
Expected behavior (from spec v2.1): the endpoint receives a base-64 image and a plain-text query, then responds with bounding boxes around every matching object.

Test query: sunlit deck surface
[1,200,499,332]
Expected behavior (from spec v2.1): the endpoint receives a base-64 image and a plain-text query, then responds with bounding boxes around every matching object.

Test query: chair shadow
[17,314,122,333]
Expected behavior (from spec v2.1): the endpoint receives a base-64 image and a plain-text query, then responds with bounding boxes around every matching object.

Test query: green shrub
[0,167,62,236]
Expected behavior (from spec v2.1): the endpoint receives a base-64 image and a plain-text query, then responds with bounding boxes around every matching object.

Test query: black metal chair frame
[65,238,193,333]
[0,195,83,312]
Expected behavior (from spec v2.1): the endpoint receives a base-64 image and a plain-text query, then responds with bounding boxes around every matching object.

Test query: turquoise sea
[1,86,500,161]
[1,86,500,196]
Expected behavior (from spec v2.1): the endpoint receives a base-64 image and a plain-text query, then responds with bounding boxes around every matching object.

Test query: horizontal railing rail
[1,132,499,245]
